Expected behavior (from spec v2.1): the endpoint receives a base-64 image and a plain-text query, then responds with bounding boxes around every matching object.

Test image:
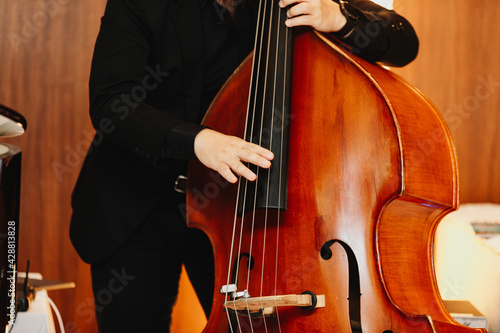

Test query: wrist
[332,1,359,37]
[332,14,348,33]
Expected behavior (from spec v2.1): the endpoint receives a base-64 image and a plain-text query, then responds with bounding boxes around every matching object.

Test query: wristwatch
[335,0,359,37]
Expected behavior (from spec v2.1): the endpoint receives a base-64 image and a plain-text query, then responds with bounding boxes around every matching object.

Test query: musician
[69,0,418,331]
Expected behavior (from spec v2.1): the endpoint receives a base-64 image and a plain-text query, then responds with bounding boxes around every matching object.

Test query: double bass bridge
[220,285,325,316]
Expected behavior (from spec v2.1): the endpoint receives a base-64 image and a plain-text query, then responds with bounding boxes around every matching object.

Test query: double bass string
[260,0,285,331]
[247,0,274,329]
[253,0,290,330]
[225,0,292,330]
[226,180,245,333]
[272,2,291,332]
[225,0,267,330]
[223,1,264,330]
[257,0,275,325]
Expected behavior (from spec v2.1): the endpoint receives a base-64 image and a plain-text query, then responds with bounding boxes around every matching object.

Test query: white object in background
[8,273,56,333]
[435,203,500,333]
[371,0,393,9]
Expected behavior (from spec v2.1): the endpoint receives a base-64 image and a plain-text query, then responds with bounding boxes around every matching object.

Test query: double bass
[186,1,487,332]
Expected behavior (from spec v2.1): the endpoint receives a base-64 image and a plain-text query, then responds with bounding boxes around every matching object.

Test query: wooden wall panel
[394,0,500,204]
[0,0,104,332]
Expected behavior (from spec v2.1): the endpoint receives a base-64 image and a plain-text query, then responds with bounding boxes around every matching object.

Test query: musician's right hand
[194,128,274,184]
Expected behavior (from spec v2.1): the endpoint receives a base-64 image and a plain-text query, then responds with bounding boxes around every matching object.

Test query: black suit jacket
[70,0,419,264]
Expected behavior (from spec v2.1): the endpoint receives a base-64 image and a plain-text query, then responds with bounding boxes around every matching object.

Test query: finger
[286,2,311,19]
[243,142,274,161]
[218,165,239,184]
[227,159,257,182]
[236,144,273,169]
[285,13,314,28]
[279,0,307,8]
[237,150,272,170]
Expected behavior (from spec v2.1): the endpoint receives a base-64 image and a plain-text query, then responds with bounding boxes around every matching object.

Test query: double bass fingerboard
[237,0,293,216]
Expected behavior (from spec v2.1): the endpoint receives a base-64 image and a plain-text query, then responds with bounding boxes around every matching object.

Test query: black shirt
[200,0,257,117]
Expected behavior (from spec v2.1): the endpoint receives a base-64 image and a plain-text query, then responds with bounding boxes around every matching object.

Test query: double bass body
[186,27,486,333]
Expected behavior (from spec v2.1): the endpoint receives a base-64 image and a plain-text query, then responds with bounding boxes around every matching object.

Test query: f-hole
[230,253,255,287]
[226,253,258,329]
[321,239,362,333]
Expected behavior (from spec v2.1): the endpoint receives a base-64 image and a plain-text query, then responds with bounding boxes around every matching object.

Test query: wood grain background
[0,0,498,332]
[1,0,104,332]
[393,0,500,204]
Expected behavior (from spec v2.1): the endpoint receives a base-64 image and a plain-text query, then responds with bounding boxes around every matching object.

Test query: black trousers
[90,194,214,332]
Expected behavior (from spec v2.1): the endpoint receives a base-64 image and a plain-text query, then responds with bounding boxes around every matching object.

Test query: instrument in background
[186,1,486,331]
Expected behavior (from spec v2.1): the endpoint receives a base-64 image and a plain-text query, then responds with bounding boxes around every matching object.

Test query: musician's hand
[194,129,274,184]
[278,0,347,33]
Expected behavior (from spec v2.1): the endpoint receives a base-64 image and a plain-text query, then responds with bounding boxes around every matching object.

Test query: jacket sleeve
[88,0,205,168]
[331,0,419,67]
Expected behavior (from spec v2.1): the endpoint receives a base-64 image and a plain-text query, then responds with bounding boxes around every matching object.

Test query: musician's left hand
[278,0,347,33]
